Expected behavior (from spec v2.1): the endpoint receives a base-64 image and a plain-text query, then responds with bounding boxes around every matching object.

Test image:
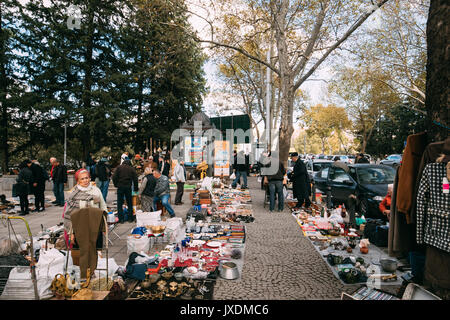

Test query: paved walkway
[213,177,358,300]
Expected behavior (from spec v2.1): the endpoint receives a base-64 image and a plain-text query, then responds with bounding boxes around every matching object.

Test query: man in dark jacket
[95,157,111,202]
[266,153,286,212]
[112,159,138,223]
[17,160,34,215]
[356,153,369,163]
[30,160,49,212]
[52,159,67,206]
[288,152,311,209]
[231,150,249,189]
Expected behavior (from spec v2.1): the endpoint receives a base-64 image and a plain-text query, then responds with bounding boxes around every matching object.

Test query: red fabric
[379,194,391,213]
[50,165,55,178]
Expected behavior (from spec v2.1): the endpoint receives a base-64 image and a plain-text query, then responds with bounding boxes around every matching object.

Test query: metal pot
[380,258,398,273]
[219,261,240,280]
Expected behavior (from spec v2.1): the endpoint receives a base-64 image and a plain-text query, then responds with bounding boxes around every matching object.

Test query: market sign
[214,140,230,176]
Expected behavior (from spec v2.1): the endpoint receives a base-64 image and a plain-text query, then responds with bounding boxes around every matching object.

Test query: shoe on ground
[19,212,29,216]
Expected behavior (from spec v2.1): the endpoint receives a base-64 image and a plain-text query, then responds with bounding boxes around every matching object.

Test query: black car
[314,164,396,219]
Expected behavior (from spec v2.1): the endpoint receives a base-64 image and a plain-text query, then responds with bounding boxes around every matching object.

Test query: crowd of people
[13,150,183,219]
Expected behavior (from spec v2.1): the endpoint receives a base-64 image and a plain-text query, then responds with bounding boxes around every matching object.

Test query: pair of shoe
[19,211,29,216]
[175,202,184,205]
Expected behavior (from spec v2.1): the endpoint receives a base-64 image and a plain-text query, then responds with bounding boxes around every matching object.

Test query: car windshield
[357,166,395,184]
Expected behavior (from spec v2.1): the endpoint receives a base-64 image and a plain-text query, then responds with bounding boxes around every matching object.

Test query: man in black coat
[288,152,311,209]
[231,150,249,189]
[30,160,49,212]
[16,160,34,215]
[356,153,369,163]
[112,159,139,223]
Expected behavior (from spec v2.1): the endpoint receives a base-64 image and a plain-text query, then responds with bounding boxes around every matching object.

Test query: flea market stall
[124,178,253,300]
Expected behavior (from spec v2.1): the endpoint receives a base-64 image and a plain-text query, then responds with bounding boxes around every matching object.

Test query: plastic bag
[165,217,184,243]
[229,172,236,180]
[0,235,24,256]
[127,235,149,255]
[136,210,161,227]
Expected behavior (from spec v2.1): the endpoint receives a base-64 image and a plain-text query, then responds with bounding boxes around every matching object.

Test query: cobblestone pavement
[213,177,359,300]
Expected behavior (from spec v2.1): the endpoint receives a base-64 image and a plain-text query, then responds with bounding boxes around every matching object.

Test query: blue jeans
[232,171,247,188]
[117,186,133,221]
[98,180,110,202]
[53,182,65,205]
[153,194,175,217]
[269,180,284,211]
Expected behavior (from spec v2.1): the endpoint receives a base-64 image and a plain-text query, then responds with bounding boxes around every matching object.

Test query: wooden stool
[155,201,167,216]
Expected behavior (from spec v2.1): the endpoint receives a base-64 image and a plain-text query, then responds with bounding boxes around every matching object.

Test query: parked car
[314,163,396,220]
[304,159,334,181]
[332,155,350,163]
[348,155,356,164]
[380,154,402,167]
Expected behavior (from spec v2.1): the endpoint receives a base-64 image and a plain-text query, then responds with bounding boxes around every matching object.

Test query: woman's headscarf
[75,168,90,182]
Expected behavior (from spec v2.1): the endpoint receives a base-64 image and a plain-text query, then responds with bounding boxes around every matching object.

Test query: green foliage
[364,103,427,157]
[0,0,206,172]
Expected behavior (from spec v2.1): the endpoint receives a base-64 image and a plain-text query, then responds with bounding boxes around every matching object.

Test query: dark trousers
[34,184,45,210]
[53,182,65,205]
[175,182,184,204]
[19,193,29,213]
[268,180,284,211]
[117,186,133,222]
[232,171,248,188]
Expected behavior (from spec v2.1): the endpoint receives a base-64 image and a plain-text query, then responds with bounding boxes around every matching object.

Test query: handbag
[12,183,26,197]
[12,183,19,197]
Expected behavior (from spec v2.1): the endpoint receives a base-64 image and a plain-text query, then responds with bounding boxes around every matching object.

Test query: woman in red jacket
[379,184,393,219]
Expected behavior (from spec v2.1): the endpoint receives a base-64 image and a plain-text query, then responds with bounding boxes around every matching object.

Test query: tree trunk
[425,0,449,142]
[135,48,144,153]
[82,3,95,160]
[0,8,9,173]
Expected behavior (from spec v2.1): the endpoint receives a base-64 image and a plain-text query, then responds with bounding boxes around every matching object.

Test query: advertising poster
[214,140,230,176]
[184,137,192,165]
